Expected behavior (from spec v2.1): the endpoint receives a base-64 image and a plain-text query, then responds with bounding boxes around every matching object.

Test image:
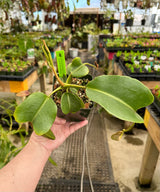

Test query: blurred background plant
[0,99,28,168]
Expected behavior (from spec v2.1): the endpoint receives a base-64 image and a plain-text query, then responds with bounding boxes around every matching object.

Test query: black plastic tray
[152,96,160,114]
[118,60,160,81]
[0,67,37,81]
[106,46,160,52]
[147,104,160,127]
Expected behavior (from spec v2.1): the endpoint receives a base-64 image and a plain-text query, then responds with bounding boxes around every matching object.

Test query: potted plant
[13,41,154,139]
[141,15,146,26]
[151,85,160,113]
[0,99,27,169]
[106,0,115,3]
[124,9,134,27]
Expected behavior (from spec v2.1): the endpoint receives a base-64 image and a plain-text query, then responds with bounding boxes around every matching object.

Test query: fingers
[69,119,88,135]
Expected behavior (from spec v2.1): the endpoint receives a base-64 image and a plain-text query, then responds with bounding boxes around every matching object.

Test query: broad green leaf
[66,63,72,74]
[86,75,154,123]
[14,92,57,135]
[61,92,84,114]
[66,57,89,77]
[43,129,55,140]
[70,87,78,94]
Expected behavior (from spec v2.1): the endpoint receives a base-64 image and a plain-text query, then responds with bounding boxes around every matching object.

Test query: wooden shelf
[138,106,160,187]
[0,70,38,93]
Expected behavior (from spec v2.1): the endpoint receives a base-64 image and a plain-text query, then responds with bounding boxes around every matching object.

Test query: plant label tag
[135,60,139,65]
[149,57,154,61]
[150,62,153,67]
[56,50,66,77]
[141,56,146,60]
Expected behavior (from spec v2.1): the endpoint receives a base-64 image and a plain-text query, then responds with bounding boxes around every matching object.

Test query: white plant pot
[69,48,78,58]
[88,34,99,52]
[27,48,35,59]
[78,43,82,49]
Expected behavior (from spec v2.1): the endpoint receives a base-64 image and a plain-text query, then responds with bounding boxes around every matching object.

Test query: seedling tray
[118,60,160,81]
[106,46,160,52]
[0,67,36,81]
[152,96,160,114]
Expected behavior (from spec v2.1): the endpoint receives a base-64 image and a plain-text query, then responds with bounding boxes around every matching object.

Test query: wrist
[29,133,52,158]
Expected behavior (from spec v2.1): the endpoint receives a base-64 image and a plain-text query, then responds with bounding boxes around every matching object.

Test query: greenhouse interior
[0,0,160,191]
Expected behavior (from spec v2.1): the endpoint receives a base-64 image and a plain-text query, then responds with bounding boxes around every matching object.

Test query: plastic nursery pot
[52,74,93,122]
[125,19,133,26]
[56,107,92,122]
[0,70,7,75]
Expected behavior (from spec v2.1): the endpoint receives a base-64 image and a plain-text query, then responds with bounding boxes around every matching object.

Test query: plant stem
[83,63,97,69]
[9,115,13,131]
[66,74,72,84]
[123,122,135,133]
[48,86,62,98]
[63,83,86,89]
[42,40,64,87]
[48,82,85,98]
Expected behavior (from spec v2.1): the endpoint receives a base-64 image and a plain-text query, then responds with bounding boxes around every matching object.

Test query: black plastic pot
[109,19,119,24]
[106,0,114,3]
[141,19,146,26]
[57,107,92,122]
[114,55,120,62]
[52,74,93,121]
[125,19,133,26]
[82,41,88,49]
[153,96,160,113]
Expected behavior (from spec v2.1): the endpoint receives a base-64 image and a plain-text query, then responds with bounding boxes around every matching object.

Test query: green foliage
[61,92,84,114]
[14,44,154,139]
[18,38,34,53]
[0,99,17,131]
[86,75,153,123]
[0,0,12,10]
[0,125,26,168]
[0,99,27,168]
[14,92,57,135]
[83,23,100,35]
[124,9,134,20]
[67,57,89,77]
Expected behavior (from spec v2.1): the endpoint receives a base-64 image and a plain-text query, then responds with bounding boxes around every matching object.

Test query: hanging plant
[4,11,8,20]
[52,15,56,24]
[52,0,55,7]
[106,0,114,3]
[122,0,128,9]
[45,14,49,23]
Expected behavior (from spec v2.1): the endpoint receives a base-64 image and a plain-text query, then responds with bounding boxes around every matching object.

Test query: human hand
[30,117,88,153]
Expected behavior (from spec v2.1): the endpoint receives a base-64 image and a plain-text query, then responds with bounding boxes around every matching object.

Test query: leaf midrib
[67,94,71,110]
[31,96,50,122]
[71,63,88,75]
[87,87,135,111]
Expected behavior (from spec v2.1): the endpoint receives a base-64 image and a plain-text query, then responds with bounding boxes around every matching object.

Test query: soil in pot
[52,75,93,121]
